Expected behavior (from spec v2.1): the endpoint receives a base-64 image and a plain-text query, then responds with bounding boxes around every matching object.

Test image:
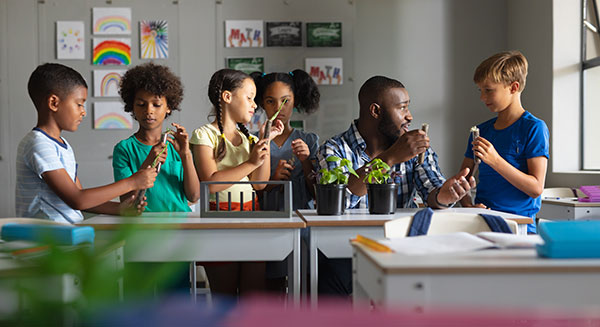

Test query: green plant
[319,156,359,184]
[363,158,392,184]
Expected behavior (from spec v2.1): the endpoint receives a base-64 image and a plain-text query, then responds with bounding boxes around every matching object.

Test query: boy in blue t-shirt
[15,63,156,223]
[459,51,550,233]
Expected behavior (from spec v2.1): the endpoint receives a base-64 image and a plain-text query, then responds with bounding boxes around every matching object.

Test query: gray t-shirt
[262,129,319,211]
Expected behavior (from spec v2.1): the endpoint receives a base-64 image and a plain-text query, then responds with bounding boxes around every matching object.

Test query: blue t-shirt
[465,111,549,233]
[261,129,319,211]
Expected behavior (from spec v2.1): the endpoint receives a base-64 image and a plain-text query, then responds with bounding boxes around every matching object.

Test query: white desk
[538,198,600,221]
[297,208,533,307]
[77,212,305,305]
[352,243,600,311]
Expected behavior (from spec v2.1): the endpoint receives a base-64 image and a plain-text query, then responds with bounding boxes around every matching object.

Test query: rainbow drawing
[93,38,131,65]
[92,7,131,35]
[94,102,133,129]
[93,70,125,97]
[140,20,169,59]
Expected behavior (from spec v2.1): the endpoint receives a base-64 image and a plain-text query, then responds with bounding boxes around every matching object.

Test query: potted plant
[315,156,359,215]
[364,158,398,214]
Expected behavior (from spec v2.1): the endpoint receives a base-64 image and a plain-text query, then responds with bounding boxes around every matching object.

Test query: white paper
[56,21,85,59]
[225,20,264,48]
[476,232,543,249]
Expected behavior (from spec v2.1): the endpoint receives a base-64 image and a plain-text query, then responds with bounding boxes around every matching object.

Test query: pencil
[353,234,393,253]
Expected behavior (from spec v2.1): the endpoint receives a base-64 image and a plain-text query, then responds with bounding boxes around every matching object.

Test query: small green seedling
[363,158,392,184]
[319,156,359,185]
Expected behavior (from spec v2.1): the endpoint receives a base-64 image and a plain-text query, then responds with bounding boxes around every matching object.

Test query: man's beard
[377,109,401,146]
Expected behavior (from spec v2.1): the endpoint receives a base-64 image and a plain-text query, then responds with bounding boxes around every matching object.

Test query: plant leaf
[326,156,341,162]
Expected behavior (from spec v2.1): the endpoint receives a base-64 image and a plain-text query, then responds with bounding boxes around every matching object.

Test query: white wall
[507,0,600,187]
[355,0,508,177]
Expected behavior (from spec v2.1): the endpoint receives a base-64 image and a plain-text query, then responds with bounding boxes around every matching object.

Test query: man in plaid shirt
[315,76,476,296]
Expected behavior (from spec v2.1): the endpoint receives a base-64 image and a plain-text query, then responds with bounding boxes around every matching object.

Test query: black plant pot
[315,184,347,215]
[367,183,398,214]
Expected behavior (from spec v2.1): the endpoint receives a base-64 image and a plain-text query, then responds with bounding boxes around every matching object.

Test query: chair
[384,212,518,238]
[541,187,576,198]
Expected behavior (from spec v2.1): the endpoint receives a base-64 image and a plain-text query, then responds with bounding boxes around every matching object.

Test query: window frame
[581,0,600,170]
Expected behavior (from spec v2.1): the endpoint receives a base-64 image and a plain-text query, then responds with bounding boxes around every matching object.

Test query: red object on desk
[578,185,600,202]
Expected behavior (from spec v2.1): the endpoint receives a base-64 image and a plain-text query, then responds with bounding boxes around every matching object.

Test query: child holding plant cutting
[190,68,283,296]
[250,70,321,211]
[112,63,200,212]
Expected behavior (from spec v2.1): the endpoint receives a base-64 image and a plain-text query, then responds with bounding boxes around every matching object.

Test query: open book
[372,232,543,256]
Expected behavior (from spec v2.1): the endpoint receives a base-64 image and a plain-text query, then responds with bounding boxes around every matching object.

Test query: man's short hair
[474,50,528,91]
[27,63,87,110]
[358,76,405,108]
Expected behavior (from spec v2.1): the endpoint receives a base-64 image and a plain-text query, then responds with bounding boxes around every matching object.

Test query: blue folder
[536,221,600,258]
[1,223,95,245]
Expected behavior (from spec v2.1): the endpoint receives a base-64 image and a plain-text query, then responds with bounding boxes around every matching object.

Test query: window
[582,0,600,169]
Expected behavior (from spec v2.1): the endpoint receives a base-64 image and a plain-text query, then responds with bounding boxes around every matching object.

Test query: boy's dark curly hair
[119,62,183,118]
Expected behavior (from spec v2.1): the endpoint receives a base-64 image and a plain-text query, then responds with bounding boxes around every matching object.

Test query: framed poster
[140,20,168,59]
[92,7,132,35]
[266,22,302,47]
[305,58,343,85]
[306,22,342,47]
[225,20,264,48]
[56,21,85,59]
[226,57,264,74]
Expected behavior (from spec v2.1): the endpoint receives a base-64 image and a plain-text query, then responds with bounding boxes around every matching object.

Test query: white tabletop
[78,212,305,230]
[352,244,600,274]
[297,208,533,226]
[542,197,600,207]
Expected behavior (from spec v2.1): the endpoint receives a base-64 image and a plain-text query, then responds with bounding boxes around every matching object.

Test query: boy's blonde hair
[474,50,528,91]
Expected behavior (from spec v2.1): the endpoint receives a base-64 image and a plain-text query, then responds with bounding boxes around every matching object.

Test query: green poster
[306,22,342,47]
[226,57,264,74]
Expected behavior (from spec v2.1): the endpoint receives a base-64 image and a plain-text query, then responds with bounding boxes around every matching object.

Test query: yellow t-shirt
[190,123,255,203]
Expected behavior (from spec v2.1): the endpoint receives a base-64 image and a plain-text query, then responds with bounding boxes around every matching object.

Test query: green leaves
[363,158,392,184]
[319,156,357,185]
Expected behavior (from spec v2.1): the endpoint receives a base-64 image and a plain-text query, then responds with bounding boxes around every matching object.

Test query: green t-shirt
[112,135,191,212]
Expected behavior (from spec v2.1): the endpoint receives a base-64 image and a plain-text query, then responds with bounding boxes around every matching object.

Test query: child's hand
[291,139,310,162]
[273,159,294,180]
[119,194,147,216]
[144,143,168,169]
[261,119,284,141]
[132,166,157,190]
[249,139,269,167]
[167,123,191,156]
[472,136,501,168]
[436,167,476,206]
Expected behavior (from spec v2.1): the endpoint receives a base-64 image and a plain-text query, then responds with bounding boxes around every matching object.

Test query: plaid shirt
[316,120,446,209]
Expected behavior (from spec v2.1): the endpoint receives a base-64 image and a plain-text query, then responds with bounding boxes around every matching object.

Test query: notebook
[536,221,600,258]
[1,223,95,245]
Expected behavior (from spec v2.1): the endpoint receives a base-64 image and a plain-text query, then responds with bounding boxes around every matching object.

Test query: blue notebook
[1,223,95,245]
[536,221,600,258]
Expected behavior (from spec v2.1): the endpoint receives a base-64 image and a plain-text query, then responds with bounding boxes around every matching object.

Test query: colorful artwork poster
[93,70,126,97]
[305,58,343,85]
[290,120,304,131]
[225,20,263,48]
[246,108,267,135]
[266,22,302,47]
[306,22,342,47]
[226,57,264,75]
[140,20,168,59]
[56,21,85,59]
[93,38,131,65]
[92,7,132,35]
[94,102,132,129]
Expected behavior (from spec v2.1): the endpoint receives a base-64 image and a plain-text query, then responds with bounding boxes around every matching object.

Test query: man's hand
[383,129,429,165]
[436,167,476,207]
